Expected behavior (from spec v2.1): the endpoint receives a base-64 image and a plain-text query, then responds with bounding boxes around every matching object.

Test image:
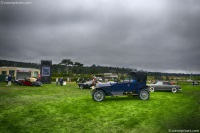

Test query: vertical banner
[42,67,50,76]
[41,60,52,84]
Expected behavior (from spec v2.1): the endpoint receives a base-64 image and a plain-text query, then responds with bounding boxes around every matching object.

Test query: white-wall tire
[149,87,154,92]
[93,90,105,102]
[172,88,177,93]
[139,90,149,100]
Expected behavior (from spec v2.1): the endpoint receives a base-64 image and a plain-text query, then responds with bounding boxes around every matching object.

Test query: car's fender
[140,85,149,90]
[172,85,181,91]
[94,86,112,96]
[137,85,149,94]
[32,81,42,86]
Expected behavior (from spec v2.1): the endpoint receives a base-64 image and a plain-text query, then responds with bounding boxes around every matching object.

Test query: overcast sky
[0,0,200,73]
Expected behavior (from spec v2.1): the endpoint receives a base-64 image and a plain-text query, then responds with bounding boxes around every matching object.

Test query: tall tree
[73,62,83,74]
[60,59,73,74]
[91,64,98,74]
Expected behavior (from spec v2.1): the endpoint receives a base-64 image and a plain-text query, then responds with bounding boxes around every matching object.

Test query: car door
[24,79,32,86]
[153,81,163,90]
[111,81,129,95]
[163,82,172,90]
[128,81,137,92]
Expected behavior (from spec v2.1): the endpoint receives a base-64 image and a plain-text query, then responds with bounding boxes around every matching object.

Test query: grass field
[0,82,199,133]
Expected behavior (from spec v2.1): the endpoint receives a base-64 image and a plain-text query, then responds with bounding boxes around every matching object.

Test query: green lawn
[0,82,199,133]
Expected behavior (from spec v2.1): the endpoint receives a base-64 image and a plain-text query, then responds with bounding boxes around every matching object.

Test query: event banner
[42,67,50,76]
[41,60,52,84]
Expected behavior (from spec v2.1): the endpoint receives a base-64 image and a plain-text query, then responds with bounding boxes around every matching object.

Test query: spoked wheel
[92,90,105,102]
[149,87,154,92]
[139,90,150,100]
[172,88,177,93]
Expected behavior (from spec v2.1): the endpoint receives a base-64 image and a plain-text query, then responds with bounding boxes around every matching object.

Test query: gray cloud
[0,0,200,73]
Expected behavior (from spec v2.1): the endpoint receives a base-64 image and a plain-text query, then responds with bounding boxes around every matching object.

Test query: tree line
[0,59,199,77]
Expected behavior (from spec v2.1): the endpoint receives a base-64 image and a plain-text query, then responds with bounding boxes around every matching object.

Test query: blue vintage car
[91,71,150,102]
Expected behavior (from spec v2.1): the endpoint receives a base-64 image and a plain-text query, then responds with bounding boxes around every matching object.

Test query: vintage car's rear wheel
[139,90,149,100]
[93,90,105,102]
[172,88,177,93]
[149,86,154,92]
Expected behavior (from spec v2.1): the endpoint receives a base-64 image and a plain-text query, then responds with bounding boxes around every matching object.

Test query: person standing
[5,75,8,85]
[91,77,98,89]
[60,77,63,86]
[7,75,12,86]
[56,77,59,86]
[82,78,85,83]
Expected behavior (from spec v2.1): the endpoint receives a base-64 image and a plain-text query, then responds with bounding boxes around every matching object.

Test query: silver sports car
[148,81,181,93]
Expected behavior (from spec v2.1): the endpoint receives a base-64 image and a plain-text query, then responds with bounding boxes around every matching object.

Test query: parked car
[191,81,199,85]
[14,77,42,87]
[78,80,93,89]
[77,77,103,89]
[91,71,150,102]
[148,81,181,93]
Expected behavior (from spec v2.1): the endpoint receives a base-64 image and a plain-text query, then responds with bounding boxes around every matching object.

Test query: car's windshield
[156,81,163,85]
[163,82,172,85]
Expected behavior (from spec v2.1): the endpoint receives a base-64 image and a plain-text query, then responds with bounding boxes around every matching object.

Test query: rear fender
[136,85,149,94]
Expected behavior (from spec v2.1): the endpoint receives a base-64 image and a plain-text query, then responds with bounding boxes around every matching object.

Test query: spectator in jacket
[56,77,59,86]
[60,78,63,86]
[7,75,12,86]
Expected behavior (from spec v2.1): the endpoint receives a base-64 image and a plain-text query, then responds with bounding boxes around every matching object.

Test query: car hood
[96,82,117,88]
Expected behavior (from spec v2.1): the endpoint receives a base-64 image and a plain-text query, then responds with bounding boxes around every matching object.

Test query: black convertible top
[129,71,147,81]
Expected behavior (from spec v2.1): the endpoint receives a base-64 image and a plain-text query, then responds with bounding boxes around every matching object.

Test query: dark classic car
[77,80,93,89]
[14,78,42,87]
[148,81,181,93]
[91,71,150,102]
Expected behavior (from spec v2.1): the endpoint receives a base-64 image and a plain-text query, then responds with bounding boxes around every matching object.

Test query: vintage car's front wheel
[139,90,149,100]
[172,88,177,93]
[93,90,105,102]
[149,86,154,92]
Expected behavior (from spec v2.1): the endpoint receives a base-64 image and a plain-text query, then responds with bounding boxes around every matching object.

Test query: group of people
[56,77,64,86]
